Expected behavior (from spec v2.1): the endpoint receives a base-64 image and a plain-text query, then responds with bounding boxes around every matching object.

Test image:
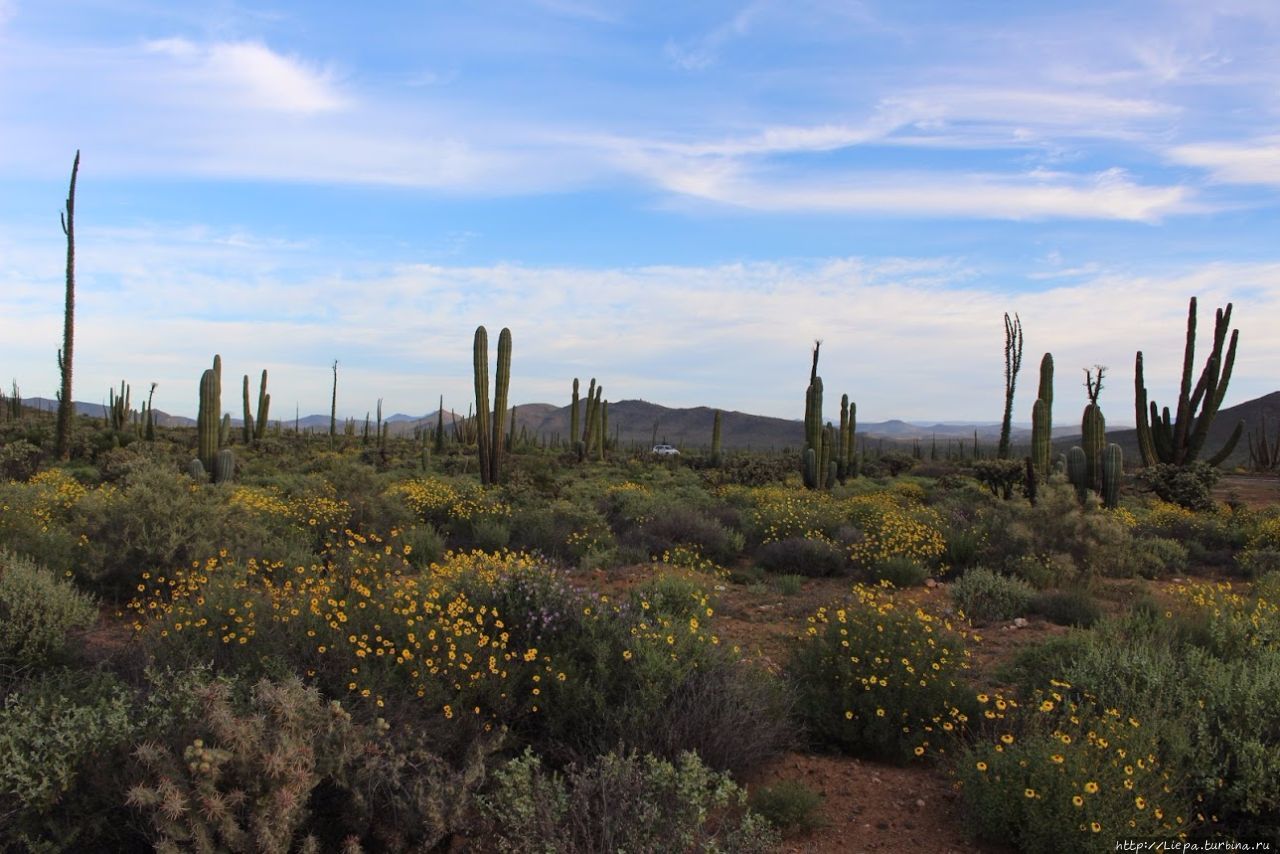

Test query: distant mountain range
[19,394,1162,452]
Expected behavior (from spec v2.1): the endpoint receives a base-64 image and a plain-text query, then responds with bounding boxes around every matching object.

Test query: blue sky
[2,0,1279,423]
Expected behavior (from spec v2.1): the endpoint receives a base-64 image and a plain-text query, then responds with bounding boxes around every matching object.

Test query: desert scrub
[479,747,778,854]
[787,582,973,762]
[957,687,1193,853]
[950,567,1034,625]
[749,779,825,835]
[0,670,140,850]
[0,549,97,680]
[755,535,847,577]
[1032,589,1104,628]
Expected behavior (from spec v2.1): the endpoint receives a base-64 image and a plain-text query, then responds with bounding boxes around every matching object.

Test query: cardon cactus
[197,358,221,474]
[473,327,492,483]
[1101,443,1123,509]
[802,342,825,489]
[213,448,235,485]
[710,409,722,467]
[570,379,580,452]
[254,370,270,442]
[1082,403,1105,491]
[1066,445,1089,501]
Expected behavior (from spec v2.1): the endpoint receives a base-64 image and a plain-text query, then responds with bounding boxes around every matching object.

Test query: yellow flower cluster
[845,504,946,569]
[965,684,1190,842]
[390,477,510,525]
[128,536,548,721]
[745,485,838,543]
[227,485,351,533]
[804,582,971,759]
[651,544,728,578]
[1,469,96,535]
[1171,580,1279,651]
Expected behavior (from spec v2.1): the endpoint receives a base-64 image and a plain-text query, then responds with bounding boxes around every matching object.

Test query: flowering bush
[787,582,973,761]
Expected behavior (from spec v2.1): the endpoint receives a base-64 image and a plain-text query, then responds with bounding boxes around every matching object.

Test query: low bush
[755,536,847,578]
[0,550,97,684]
[950,567,1034,625]
[1032,589,1104,628]
[865,555,930,587]
[0,670,142,851]
[479,748,778,854]
[1135,462,1218,512]
[787,583,973,762]
[749,779,825,835]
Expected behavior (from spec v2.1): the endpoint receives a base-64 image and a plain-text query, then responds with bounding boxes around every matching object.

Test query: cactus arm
[1206,419,1245,467]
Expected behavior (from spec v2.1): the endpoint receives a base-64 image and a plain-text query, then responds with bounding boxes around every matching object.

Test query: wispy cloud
[143,38,347,114]
[1167,138,1280,187]
[665,0,769,70]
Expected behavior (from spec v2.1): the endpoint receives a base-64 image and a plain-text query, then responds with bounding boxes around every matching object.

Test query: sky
[2,0,1279,423]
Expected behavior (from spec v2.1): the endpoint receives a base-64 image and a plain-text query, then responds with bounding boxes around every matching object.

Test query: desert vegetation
[2,289,1279,852]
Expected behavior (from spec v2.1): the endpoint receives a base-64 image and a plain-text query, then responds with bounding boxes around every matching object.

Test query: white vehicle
[651,443,680,456]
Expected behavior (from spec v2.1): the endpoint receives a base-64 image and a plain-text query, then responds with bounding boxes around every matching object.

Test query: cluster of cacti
[1247,414,1280,471]
[568,377,607,462]
[997,312,1023,459]
[55,151,79,461]
[1066,441,1122,507]
[1030,354,1053,473]
[1,381,21,420]
[837,394,857,481]
[108,380,130,431]
[473,326,512,485]
[1135,297,1244,467]
[242,370,270,444]
[1082,367,1106,493]
[801,343,836,489]
[197,355,222,475]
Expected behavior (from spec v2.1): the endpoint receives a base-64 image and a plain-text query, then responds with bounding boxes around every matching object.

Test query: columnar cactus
[1134,297,1244,467]
[1082,403,1105,492]
[473,327,492,483]
[490,328,512,481]
[1030,353,1053,473]
[570,379,580,451]
[1066,445,1088,502]
[434,395,445,454]
[1101,443,1122,509]
[803,342,824,490]
[473,325,512,485]
[213,448,235,485]
[109,381,130,432]
[254,370,270,442]
[710,409,723,467]
[242,374,254,444]
[842,398,857,480]
[197,356,221,475]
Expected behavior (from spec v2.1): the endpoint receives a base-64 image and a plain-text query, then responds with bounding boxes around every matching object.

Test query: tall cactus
[473,325,512,485]
[843,398,857,480]
[598,397,607,460]
[490,328,512,483]
[837,395,849,480]
[1101,443,1122,509]
[254,370,270,442]
[1134,297,1244,467]
[570,378,581,452]
[434,395,445,454]
[710,409,723,467]
[1030,353,1053,473]
[55,151,80,461]
[803,342,824,489]
[143,382,157,440]
[242,375,254,443]
[473,327,492,484]
[329,360,338,445]
[1082,403,1105,492]
[196,356,222,475]
[998,312,1023,459]
[108,381,130,432]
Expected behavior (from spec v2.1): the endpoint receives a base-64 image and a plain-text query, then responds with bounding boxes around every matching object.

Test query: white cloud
[3,220,1278,423]
[143,37,346,114]
[665,0,769,70]
[1168,138,1280,187]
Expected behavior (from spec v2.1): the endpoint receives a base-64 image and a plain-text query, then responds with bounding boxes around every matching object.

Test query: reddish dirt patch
[748,752,1008,854]
[1215,473,1280,509]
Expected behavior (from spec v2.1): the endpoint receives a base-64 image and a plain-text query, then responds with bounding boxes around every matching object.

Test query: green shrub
[0,670,141,851]
[749,779,825,835]
[1236,547,1280,580]
[867,555,929,587]
[0,439,41,481]
[1136,462,1218,511]
[1126,536,1189,579]
[479,748,778,854]
[951,567,1034,625]
[0,550,97,682]
[772,573,805,596]
[957,691,1192,853]
[1032,589,1103,628]
[755,536,847,577]
[787,583,973,762]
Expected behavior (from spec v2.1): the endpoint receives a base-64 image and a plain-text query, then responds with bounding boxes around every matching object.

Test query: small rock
[925,578,937,588]
[916,798,926,808]
[1013,617,1029,628]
